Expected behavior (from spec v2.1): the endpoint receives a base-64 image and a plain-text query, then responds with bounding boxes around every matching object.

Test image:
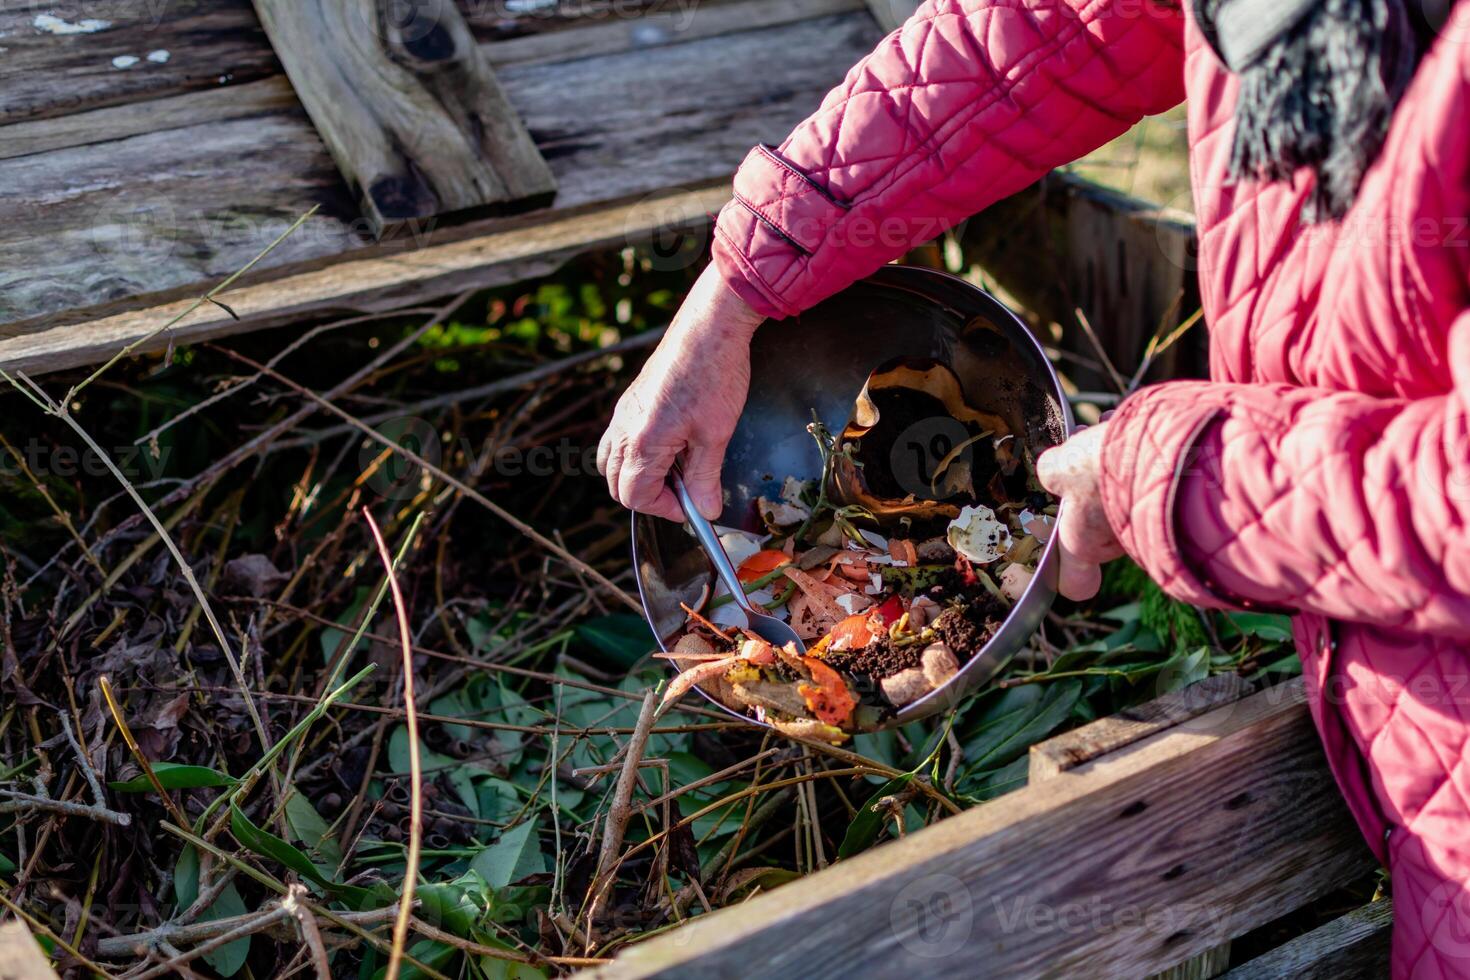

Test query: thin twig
[1071,307,1128,394]
[586,690,658,941]
[363,508,423,980]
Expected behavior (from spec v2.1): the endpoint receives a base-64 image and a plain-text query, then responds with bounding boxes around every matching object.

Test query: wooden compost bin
[1,2,1387,976]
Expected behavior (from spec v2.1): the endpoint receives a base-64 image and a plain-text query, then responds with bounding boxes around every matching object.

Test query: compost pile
[666,360,1057,743]
[0,249,1299,978]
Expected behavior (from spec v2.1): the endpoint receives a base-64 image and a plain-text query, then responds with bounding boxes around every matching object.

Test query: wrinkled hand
[597,265,764,522]
[1036,422,1124,600]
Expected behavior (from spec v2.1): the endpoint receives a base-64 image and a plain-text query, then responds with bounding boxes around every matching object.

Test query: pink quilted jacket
[710,1,1470,973]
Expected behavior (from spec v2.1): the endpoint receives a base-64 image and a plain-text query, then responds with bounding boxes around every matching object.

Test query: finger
[1035,445,1070,496]
[604,440,625,506]
[617,444,678,518]
[596,425,615,477]
[1057,542,1103,601]
[680,441,727,521]
[639,486,686,524]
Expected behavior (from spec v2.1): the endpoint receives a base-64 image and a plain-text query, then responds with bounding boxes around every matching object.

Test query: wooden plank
[1223,901,1393,980]
[0,0,725,126]
[0,0,863,164]
[251,0,556,236]
[1030,673,1256,781]
[0,184,729,375]
[586,679,1376,979]
[1028,675,1256,980]
[0,921,60,979]
[0,1,279,126]
[964,171,1206,388]
[0,9,881,338]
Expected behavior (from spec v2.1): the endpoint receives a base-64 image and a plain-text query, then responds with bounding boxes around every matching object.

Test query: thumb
[1035,445,1068,496]
[681,441,728,521]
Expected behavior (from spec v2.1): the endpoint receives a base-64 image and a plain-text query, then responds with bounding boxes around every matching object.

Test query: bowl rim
[630,264,1077,730]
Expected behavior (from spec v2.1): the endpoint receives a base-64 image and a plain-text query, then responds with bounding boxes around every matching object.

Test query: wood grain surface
[0,1,880,344]
[585,680,1376,979]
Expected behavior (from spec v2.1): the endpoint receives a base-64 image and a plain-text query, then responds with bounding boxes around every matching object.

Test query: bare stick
[283,885,332,980]
[95,906,398,957]
[363,508,423,980]
[131,906,293,980]
[586,690,658,941]
[0,788,131,826]
[1071,306,1129,395]
[99,675,190,829]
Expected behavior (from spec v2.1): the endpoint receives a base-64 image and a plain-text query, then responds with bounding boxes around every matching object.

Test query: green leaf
[230,804,374,907]
[480,952,549,980]
[174,846,250,976]
[0,852,14,874]
[1226,611,1294,643]
[962,680,1083,773]
[1156,647,1211,695]
[285,787,343,872]
[475,778,524,828]
[109,763,236,792]
[962,755,1031,802]
[414,878,487,938]
[469,820,544,889]
[838,773,913,858]
[573,614,655,669]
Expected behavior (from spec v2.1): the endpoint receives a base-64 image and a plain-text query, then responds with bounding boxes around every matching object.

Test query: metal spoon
[670,465,806,653]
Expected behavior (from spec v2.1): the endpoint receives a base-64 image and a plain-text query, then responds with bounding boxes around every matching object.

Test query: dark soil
[825,586,1008,690]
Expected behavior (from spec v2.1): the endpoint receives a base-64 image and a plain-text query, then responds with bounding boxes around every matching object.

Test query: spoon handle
[670,465,753,616]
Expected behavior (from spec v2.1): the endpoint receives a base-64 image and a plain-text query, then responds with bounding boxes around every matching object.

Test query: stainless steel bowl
[631,265,1075,727]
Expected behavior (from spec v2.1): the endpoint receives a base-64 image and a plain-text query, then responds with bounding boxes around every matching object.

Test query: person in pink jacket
[598,0,1470,971]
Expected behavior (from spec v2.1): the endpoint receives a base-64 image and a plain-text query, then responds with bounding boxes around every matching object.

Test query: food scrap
[666,358,1058,742]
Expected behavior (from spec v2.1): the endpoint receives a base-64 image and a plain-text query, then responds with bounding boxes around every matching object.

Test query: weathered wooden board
[1028,674,1260,980]
[0,6,881,340]
[0,0,744,126]
[0,183,728,374]
[587,679,1375,979]
[251,0,556,235]
[0,0,279,125]
[1030,673,1256,781]
[0,0,860,164]
[1222,900,1393,980]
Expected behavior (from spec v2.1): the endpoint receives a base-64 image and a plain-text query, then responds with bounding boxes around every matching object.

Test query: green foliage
[109,763,236,792]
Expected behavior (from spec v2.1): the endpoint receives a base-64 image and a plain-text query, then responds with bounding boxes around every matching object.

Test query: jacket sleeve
[1101,311,1470,638]
[710,0,1187,319]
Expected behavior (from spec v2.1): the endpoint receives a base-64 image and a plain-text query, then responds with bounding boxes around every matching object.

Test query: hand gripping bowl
[632,266,1075,728]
